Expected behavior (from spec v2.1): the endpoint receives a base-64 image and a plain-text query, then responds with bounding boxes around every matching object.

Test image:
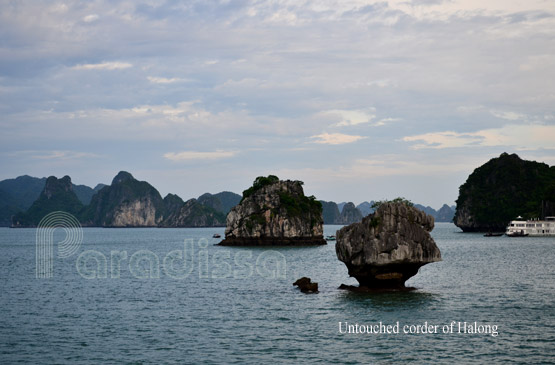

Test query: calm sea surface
[0,223,554,364]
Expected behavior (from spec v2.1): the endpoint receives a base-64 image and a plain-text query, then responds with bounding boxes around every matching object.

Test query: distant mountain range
[6,173,241,227]
[414,204,456,223]
[319,200,455,225]
[13,154,551,230]
[1,173,454,227]
[0,175,106,226]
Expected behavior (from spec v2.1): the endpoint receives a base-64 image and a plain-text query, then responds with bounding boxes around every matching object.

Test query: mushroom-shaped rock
[336,202,441,289]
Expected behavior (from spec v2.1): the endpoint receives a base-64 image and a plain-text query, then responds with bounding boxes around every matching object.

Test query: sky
[1,0,554,208]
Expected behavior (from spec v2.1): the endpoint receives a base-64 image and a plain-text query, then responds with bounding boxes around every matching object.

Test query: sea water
[0,223,553,364]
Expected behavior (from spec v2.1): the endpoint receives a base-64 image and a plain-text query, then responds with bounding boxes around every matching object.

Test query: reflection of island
[336,200,441,290]
[219,175,326,246]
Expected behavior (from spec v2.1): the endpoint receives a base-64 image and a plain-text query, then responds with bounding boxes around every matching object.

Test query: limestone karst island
[336,200,442,290]
[219,175,326,246]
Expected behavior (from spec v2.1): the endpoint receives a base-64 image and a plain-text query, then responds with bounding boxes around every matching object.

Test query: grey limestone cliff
[337,202,363,224]
[11,176,84,227]
[162,198,226,227]
[319,200,341,224]
[436,204,455,222]
[197,191,241,215]
[81,171,166,227]
[82,172,226,227]
[220,176,325,246]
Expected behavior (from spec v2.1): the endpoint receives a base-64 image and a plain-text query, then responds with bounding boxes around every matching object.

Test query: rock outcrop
[436,204,455,222]
[81,171,166,227]
[320,200,341,224]
[197,191,241,215]
[162,198,226,227]
[1,175,47,226]
[8,171,230,228]
[320,200,457,225]
[219,175,326,246]
[1,176,108,226]
[72,183,106,205]
[11,176,84,227]
[336,202,441,289]
[293,277,319,293]
[415,204,455,223]
[320,200,365,224]
[356,201,375,217]
[454,153,555,232]
[111,198,161,227]
[337,202,363,224]
[81,172,227,227]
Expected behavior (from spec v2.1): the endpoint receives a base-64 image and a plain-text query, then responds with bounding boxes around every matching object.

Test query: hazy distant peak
[93,183,107,192]
[111,171,134,185]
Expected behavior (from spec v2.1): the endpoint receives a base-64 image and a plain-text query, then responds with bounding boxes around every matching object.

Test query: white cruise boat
[505,216,555,237]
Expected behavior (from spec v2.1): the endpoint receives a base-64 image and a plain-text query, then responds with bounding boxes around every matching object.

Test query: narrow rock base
[346,263,424,289]
[338,284,416,293]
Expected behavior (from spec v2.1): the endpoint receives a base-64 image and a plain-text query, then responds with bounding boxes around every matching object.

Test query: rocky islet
[336,201,442,289]
[219,175,326,246]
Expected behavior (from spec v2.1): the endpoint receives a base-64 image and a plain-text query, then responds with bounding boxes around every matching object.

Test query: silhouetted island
[454,153,555,232]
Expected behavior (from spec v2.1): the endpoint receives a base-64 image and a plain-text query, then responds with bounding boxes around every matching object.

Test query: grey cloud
[1,0,554,206]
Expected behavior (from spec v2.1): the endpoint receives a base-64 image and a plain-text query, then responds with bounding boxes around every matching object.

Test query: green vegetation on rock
[372,197,414,210]
[0,176,47,226]
[241,175,280,201]
[0,176,109,226]
[12,176,84,227]
[7,172,234,228]
[198,191,241,214]
[167,199,226,227]
[278,191,321,218]
[80,171,166,226]
[221,175,325,245]
[73,183,106,205]
[319,200,341,224]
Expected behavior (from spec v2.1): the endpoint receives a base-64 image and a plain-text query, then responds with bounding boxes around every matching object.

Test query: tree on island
[372,197,414,210]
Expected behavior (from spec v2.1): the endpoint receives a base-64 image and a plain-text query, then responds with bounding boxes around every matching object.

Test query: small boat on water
[484,232,504,237]
[325,235,336,241]
[505,216,555,237]
[213,233,221,238]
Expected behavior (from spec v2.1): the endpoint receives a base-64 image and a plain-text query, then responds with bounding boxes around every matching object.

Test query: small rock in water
[293,277,319,293]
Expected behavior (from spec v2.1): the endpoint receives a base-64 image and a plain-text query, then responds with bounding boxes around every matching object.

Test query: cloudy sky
[1,0,554,208]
